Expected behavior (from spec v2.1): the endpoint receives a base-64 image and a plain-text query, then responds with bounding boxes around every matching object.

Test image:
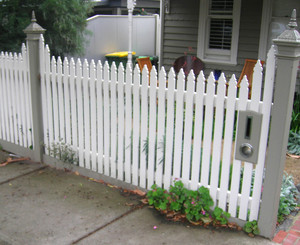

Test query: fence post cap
[23,11,45,39]
[273,9,300,44]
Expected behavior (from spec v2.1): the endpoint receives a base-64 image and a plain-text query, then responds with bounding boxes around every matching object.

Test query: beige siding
[161,0,263,80]
[161,0,200,71]
[203,0,263,78]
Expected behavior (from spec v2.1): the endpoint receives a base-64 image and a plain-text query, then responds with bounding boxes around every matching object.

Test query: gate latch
[235,110,263,164]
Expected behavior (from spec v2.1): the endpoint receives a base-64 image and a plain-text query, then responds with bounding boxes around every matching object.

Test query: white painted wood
[45,46,54,153]
[190,71,205,190]
[76,59,84,167]
[0,52,5,140]
[117,63,125,181]
[24,46,32,148]
[40,42,48,152]
[155,67,166,187]
[110,62,117,178]
[210,73,226,205]
[228,76,249,217]
[96,61,104,173]
[51,57,60,147]
[57,57,65,143]
[239,60,263,220]
[132,65,140,186]
[69,58,78,157]
[182,71,195,186]
[1,52,10,142]
[103,62,110,176]
[7,53,15,143]
[83,59,91,169]
[90,60,97,172]
[63,58,71,145]
[250,47,276,221]
[173,69,185,180]
[125,64,133,183]
[14,53,22,146]
[218,75,237,210]
[163,68,176,190]
[140,66,149,188]
[201,72,215,187]
[148,67,157,188]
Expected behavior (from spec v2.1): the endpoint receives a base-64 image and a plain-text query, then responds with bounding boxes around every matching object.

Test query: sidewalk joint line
[71,204,146,244]
[0,166,48,185]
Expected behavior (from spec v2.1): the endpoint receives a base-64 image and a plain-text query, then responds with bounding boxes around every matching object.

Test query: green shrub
[277,172,298,223]
[287,130,300,155]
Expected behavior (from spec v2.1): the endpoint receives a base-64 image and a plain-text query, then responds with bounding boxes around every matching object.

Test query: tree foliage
[0,0,94,57]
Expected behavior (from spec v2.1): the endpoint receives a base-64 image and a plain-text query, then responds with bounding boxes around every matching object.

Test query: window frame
[197,0,241,65]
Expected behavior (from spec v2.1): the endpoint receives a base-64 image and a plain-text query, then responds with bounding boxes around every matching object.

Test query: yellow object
[105,51,136,57]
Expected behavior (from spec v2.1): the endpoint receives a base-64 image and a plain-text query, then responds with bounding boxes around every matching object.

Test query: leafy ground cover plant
[287,130,300,156]
[277,172,298,223]
[243,220,260,237]
[146,180,236,230]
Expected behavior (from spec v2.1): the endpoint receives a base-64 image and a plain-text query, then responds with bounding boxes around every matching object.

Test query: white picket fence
[0,38,276,222]
[0,45,33,149]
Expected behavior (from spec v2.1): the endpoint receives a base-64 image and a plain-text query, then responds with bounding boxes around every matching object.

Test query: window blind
[208,0,233,50]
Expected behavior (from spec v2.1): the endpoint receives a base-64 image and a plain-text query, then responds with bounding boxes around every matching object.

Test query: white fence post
[259,10,300,238]
[23,11,45,162]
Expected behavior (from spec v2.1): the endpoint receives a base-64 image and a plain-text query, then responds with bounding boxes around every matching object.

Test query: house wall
[199,0,263,78]
[160,0,263,80]
[160,0,199,71]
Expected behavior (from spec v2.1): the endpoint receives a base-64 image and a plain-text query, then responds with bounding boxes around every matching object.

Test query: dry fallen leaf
[131,189,146,197]
[74,171,80,176]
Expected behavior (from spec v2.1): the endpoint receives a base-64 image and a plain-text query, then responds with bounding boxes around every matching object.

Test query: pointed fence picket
[0,40,277,224]
[0,47,33,148]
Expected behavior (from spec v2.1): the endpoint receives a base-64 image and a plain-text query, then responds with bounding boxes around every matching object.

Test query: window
[197,0,241,64]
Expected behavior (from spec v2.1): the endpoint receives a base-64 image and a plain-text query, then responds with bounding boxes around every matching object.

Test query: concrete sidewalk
[0,151,274,245]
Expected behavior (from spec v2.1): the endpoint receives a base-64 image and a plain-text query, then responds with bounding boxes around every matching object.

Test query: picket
[228,77,249,217]
[132,65,140,186]
[201,73,215,187]
[125,64,132,183]
[210,73,226,205]
[117,63,125,180]
[83,59,91,169]
[181,71,195,186]
[76,59,84,168]
[96,61,104,174]
[163,68,176,190]
[103,62,110,175]
[173,70,185,180]
[239,60,263,220]
[140,66,149,188]
[110,63,118,178]
[0,41,278,224]
[70,58,78,156]
[148,67,157,188]
[63,58,71,145]
[0,52,5,140]
[190,72,205,190]
[155,67,166,187]
[218,75,237,210]
[90,60,97,172]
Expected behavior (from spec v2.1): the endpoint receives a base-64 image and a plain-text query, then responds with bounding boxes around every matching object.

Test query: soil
[284,154,300,186]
